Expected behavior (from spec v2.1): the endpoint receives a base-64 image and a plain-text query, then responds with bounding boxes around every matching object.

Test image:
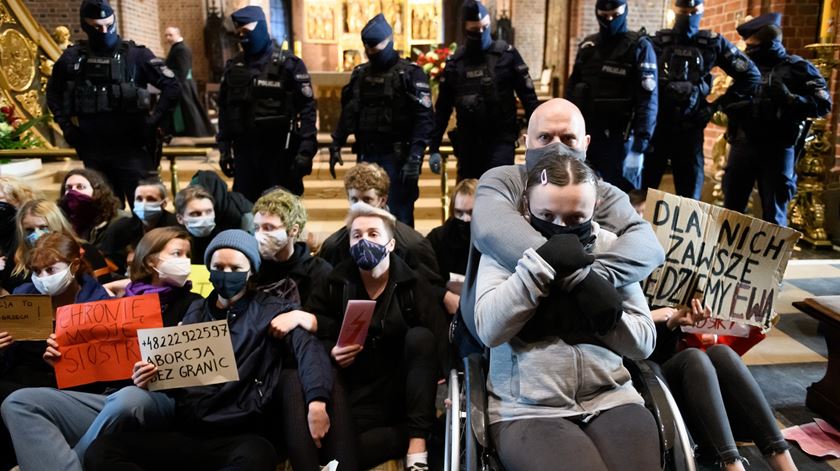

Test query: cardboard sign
[138,320,239,391]
[337,300,376,347]
[54,294,163,389]
[0,295,53,340]
[642,189,800,329]
[188,265,214,297]
[681,319,751,338]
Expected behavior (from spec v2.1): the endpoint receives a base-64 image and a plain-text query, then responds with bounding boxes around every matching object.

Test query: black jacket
[425,218,471,280]
[98,212,180,274]
[174,291,332,432]
[253,242,332,306]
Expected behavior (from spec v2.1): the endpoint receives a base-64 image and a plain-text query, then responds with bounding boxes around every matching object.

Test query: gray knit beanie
[204,229,262,273]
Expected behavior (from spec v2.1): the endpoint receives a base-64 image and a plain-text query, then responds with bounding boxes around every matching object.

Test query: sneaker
[405,463,429,471]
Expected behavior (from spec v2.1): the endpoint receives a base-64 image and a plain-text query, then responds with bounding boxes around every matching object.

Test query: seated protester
[84,230,336,471]
[189,170,254,232]
[0,231,199,471]
[474,156,659,471]
[306,203,449,471]
[0,176,40,294]
[124,227,204,326]
[649,302,796,471]
[0,232,110,470]
[425,178,477,315]
[99,177,179,274]
[318,163,446,303]
[174,186,221,264]
[13,199,120,284]
[58,168,126,246]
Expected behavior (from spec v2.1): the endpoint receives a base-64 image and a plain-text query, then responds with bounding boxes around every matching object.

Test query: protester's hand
[293,154,313,176]
[219,141,235,178]
[307,400,331,448]
[0,332,13,351]
[443,291,460,316]
[132,360,158,389]
[43,333,61,367]
[331,344,363,368]
[651,307,679,324]
[103,278,131,298]
[329,146,344,179]
[428,152,442,174]
[666,298,710,330]
[535,234,595,277]
[401,155,422,184]
[269,310,318,338]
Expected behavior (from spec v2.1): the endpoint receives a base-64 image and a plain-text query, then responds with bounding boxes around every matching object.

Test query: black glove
[63,125,81,147]
[769,77,796,104]
[219,141,235,178]
[293,154,313,176]
[329,146,344,180]
[428,152,442,174]
[571,271,623,335]
[401,155,422,184]
[535,234,595,277]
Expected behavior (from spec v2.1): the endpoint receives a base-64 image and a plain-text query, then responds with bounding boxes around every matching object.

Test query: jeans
[0,386,174,471]
[660,345,789,464]
[489,403,660,471]
[643,125,706,200]
[358,150,419,227]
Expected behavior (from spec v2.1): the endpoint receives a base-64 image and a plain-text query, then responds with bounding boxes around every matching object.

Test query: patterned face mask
[350,238,390,271]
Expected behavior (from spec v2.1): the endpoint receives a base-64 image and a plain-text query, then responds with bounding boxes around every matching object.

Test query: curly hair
[0,175,41,208]
[253,188,308,233]
[59,168,121,226]
[343,162,390,198]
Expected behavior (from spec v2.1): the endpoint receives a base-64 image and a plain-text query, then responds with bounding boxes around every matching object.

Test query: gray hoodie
[475,223,656,424]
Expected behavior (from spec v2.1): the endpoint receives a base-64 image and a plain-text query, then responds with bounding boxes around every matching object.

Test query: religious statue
[53,26,72,50]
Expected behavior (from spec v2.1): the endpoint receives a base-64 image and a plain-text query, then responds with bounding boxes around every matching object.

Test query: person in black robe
[164,26,213,137]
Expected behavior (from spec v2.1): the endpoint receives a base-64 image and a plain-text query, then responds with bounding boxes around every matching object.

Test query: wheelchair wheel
[444,368,479,471]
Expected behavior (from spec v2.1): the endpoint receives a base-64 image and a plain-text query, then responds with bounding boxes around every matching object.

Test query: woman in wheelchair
[473,156,660,471]
[650,302,797,470]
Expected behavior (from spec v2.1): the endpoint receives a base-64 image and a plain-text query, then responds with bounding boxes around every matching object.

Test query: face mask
[597,8,627,37]
[368,41,397,69]
[81,19,119,52]
[350,238,390,271]
[26,228,49,247]
[465,28,492,53]
[530,214,595,247]
[745,40,786,65]
[183,216,216,238]
[209,270,249,300]
[0,201,17,240]
[60,190,99,235]
[155,257,191,287]
[133,201,163,226]
[255,229,289,260]
[673,13,701,39]
[31,266,74,296]
[525,141,586,171]
[451,218,471,244]
[240,21,271,57]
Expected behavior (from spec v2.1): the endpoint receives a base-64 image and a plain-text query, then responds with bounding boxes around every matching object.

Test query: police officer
[46,0,180,207]
[329,14,434,227]
[217,5,317,201]
[566,0,658,191]
[643,0,759,200]
[427,0,539,182]
[723,13,832,226]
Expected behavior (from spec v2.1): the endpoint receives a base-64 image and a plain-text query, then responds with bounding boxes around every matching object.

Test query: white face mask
[31,266,74,296]
[154,257,192,287]
[255,229,289,260]
[183,216,216,238]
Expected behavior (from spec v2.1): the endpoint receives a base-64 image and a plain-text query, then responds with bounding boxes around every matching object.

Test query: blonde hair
[345,202,396,239]
[253,188,308,233]
[449,178,478,217]
[0,176,40,208]
[13,199,81,277]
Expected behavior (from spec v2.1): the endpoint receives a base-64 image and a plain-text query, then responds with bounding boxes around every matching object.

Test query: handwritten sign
[54,294,163,389]
[681,319,751,338]
[188,265,213,297]
[642,189,800,329]
[0,295,53,340]
[138,320,238,391]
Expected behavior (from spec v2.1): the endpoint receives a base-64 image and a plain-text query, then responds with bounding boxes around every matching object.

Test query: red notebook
[337,300,376,347]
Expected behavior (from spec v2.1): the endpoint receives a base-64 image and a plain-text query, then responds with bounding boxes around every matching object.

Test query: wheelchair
[444,352,697,471]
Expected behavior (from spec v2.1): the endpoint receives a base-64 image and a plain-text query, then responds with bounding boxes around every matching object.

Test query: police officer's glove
[293,154,313,176]
[622,151,644,189]
[401,155,423,184]
[63,125,82,147]
[535,234,595,278]
[218,141,235,178]
[428,152,442,174]
[329,146,344,180]
[770,78,797,105]
[571,271,623,335]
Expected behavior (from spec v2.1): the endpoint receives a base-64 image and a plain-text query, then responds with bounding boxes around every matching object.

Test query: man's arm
[140,50,181,126]
[715,36,760,105]
[290,57,318,158]
[46,52,74,133]
[407,66,434,158]
[429,62,456,153]
[286,327,333,404]
[508,47,540,120]
[330,72,358,148]
[631,37,658,154]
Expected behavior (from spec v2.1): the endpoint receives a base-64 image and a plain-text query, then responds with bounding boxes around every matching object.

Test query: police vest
[451,42,508,129]
[222,48,295,137]
[571,31,642,130]
[656,30,717,120]
[352,60,414,140]
[64,41,151,115]
[751,56,810,145]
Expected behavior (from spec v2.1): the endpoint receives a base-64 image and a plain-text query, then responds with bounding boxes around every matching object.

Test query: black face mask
[745,40,786,65]
[450,217,471,245]
[530,213,595,247]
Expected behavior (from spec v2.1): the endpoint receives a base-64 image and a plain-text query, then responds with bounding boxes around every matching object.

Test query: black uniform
[430,40,539,181]
[218,47,317,200]
[331,58,434,227]
[164,41,213,137]
[46,40,180,206]
[643,30,759,200]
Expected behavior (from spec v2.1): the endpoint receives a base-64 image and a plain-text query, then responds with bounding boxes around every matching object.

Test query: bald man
[457,98,665,350]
